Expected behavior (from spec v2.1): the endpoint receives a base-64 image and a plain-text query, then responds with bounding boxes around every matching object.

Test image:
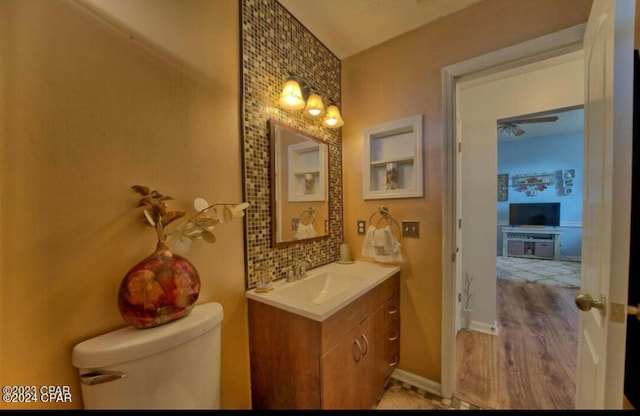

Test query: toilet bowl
[71,302,223,409]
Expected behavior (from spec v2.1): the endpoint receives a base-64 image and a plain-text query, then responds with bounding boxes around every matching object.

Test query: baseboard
[390,368,444,398]
[469,319,499,335]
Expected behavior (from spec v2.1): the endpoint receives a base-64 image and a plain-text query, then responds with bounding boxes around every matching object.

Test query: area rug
[496,256,581,288]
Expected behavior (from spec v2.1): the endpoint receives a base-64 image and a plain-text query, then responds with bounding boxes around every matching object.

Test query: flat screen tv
[509,202,560,227]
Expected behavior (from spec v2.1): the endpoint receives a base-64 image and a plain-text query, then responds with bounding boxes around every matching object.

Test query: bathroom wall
[341,0,593,384]
[0,0,250,409]
[240,0,342,288]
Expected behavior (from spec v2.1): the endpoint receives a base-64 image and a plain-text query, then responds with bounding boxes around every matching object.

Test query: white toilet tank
[72,302,223,409]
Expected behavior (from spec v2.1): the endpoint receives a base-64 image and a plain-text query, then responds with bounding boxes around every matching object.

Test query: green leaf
[193,217,219,228]
[201,230,216,243]
[223,206,233,222]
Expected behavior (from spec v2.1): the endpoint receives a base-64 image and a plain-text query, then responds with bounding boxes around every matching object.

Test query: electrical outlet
[292,218,300,231]
[357,220,366,235]
[402,220,419,238]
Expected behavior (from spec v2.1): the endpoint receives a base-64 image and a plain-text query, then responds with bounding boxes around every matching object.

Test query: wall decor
[497,173,509,201]
[512,172,554,192]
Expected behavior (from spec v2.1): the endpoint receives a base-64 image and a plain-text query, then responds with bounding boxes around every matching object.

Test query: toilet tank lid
[72,302,223,369]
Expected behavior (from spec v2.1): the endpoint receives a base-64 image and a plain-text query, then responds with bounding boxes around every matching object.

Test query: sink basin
[276,271,369,305]
[246,261,400,321]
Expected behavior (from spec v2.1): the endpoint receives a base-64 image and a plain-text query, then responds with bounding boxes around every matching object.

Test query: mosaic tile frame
[241,0,342,288]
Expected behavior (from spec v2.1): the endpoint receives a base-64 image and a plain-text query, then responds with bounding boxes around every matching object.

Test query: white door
[575,0,635,409]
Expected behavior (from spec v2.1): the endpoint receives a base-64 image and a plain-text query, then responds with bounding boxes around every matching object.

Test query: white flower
[165,199,250,254]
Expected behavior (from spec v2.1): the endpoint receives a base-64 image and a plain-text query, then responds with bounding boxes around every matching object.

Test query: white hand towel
[361,225,377,258]
[362,225,403,263]
[294,222,316,240]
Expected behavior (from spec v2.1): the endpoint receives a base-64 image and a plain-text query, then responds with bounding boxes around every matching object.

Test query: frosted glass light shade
[304,93,325,118]
[322,104,344,128]
[279,79,305,110]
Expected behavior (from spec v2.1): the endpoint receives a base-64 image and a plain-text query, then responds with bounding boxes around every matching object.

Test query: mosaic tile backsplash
[241,0,342,288]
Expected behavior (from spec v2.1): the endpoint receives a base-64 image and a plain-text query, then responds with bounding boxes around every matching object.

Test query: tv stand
[501,226,562,260]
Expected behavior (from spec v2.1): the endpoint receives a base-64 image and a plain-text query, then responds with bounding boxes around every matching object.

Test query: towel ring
[299,207,315,225]
[368,206,400,234]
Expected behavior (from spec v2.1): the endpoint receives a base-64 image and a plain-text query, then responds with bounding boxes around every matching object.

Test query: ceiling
[277,0,584,140]
[497,108,584,142]
[277,0,484,60]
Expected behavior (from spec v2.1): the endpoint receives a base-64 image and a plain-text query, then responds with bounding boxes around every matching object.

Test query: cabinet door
[321,317,377,409]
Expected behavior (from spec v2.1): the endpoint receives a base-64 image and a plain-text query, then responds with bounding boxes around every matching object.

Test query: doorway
[453,106,585,409]
[440,24,587,401]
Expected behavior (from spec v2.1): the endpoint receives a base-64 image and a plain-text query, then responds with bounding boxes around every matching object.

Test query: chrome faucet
[289,258,313,281]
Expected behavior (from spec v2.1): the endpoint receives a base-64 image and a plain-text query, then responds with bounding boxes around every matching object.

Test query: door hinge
[458,142,462,153]
[610,302,626,323]
[458,218,462,229]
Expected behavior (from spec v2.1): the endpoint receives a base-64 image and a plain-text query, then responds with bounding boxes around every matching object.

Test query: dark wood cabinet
[247,272,400,409]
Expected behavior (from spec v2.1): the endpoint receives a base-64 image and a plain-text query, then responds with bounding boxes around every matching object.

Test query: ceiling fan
[497,115,559,136]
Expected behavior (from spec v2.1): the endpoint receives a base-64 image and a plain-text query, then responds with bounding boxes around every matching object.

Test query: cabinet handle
[353,339,363,363]
[388,306,399,315]
[388,355,399,367]
[360,334,369,356]
[388,331,399,341]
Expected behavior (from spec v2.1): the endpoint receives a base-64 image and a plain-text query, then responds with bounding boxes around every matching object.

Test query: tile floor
[372,378,481,410]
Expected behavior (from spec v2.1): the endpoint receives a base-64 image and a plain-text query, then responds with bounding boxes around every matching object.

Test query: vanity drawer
[384,292,400,327]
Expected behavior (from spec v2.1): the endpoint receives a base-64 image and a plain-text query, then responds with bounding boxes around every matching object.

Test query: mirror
[270,120,329,247]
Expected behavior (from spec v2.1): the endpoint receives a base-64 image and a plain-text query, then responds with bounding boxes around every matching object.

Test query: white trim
[467,320,499,336]
[440,24,586,400]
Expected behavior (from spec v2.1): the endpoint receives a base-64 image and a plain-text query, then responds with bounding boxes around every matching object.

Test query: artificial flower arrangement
[118,185,249,328]
[130,184,249,254]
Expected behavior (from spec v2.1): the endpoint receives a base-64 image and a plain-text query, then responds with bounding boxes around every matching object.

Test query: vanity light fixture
[279,76,305,110]
[304,92,325,118]
[322,104,344,128]
[278,74,343,128]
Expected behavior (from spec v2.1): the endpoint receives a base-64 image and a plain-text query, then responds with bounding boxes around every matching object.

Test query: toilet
[71,302,223,409]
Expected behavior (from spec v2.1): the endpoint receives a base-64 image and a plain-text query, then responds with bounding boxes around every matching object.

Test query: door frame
[440,24,586,399]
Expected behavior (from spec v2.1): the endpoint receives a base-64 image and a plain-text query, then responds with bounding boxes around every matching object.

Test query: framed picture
[563,169,576,179]
[564,187,573,195]
[497,173,508,201]
[563,179,574,187]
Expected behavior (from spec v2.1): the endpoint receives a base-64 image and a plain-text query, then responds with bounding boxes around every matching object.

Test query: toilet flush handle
[80,370,126,385]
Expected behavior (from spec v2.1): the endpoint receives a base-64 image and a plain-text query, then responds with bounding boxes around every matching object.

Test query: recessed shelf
[363,115,423,200]
[287,141,326,202]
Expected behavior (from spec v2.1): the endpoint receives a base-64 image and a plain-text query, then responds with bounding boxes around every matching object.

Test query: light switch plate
[402,220,419,238]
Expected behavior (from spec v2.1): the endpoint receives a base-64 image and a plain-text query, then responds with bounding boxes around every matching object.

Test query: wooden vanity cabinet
[247,271,400,409]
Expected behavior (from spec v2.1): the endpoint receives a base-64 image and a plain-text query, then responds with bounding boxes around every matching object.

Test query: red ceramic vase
[118,241,200,329]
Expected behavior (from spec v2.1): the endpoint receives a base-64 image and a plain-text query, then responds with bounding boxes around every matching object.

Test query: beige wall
[0,0,250,409]
[341,0,593,383]
[1,0,638,410]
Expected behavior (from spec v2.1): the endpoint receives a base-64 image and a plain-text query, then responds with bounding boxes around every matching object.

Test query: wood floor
[454,277,579,410]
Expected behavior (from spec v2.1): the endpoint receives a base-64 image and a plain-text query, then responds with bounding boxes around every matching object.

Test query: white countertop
[245,260,400,321]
